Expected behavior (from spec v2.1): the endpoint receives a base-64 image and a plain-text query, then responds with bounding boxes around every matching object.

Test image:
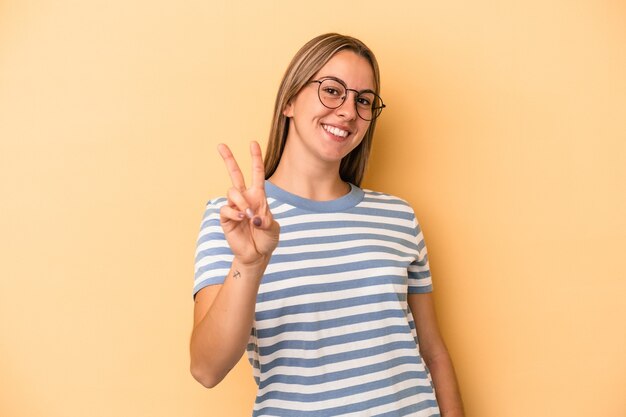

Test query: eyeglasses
[310,77,385,121]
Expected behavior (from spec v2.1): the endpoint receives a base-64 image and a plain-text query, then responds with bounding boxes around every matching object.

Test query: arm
[189,142,280,388]
[190,258,267,388]
[408,293,464,417]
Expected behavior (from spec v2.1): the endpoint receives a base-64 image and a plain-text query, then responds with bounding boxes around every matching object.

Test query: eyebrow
[316,75,376,94]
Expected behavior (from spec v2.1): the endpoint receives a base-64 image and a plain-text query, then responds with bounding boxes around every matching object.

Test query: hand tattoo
[233,270,241,279]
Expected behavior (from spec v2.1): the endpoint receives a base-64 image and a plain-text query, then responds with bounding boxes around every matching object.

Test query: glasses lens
[356,92,381,121]
[317,79,384,121]
[369,96,385,121]
[318,79,346,109]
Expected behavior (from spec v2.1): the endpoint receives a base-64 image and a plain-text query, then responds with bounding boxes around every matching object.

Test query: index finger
[217,143,246,191]
[250,141,266,190]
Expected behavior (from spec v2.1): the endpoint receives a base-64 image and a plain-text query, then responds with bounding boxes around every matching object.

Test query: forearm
[425,350,464,417]
[190,256,268,387]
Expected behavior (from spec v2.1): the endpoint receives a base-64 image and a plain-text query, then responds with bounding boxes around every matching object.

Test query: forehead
[313,50,376,91]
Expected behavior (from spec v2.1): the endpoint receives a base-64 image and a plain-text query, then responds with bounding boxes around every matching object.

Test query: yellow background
[1,1,625,416]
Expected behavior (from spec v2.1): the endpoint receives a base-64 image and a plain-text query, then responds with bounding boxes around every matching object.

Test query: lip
[321,123,352,140]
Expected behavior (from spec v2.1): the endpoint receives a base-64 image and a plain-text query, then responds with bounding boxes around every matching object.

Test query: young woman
[190,33,464,417]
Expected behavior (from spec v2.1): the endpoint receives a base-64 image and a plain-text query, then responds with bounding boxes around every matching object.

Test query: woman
[190,33,464,417]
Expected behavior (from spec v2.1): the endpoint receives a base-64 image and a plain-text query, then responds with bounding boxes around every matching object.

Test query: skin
[190,141,279,388]
[190,50,464,416]
[272,50,373,200]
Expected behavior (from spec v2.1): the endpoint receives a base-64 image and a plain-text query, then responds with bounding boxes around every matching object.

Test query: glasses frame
[310,77,386,121]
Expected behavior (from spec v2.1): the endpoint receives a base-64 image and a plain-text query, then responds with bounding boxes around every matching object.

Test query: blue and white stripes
[194,181,439,416]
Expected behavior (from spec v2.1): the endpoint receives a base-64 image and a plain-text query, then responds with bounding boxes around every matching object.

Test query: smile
[322,124,350,138]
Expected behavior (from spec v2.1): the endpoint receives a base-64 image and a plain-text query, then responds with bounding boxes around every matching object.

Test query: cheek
[352,129,370,151]
[287,90,327,118]
[357,122,371,139]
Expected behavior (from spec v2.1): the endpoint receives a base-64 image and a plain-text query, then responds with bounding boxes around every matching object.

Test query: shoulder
[197,197,229,230]
[199,196,228,217]
[358,187,427,236]
[204,196,228,210]
[359,187,417,215]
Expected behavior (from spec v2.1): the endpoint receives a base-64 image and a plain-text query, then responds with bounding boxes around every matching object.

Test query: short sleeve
[193,197,233,298]
[407,214,433,294]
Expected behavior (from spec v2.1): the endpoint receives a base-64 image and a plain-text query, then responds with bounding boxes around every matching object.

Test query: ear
[283,101,294,118]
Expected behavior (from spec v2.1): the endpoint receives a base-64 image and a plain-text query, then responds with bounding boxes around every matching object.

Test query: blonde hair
[264,33,381,186]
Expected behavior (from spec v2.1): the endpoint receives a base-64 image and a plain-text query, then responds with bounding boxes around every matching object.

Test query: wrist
[232,255,270,274]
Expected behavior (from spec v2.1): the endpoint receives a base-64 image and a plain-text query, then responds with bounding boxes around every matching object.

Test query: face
[283,50,375,166]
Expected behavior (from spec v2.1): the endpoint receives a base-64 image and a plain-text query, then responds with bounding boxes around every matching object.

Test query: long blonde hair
[264,33,381,186]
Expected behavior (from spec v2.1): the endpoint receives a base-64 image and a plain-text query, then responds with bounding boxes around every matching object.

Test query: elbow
[190,363,224,389]
[422,348,451,370]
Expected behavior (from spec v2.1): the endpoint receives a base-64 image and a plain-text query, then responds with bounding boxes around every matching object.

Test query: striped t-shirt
[194,181,440,416]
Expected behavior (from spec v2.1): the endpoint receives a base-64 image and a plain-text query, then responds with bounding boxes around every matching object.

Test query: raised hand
[217,141,280,266]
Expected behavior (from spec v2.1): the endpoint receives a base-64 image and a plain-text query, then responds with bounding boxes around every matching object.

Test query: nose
[335,90,358,120]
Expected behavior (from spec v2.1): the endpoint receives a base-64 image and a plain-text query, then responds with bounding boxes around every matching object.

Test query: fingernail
[245,208,254,219]
[238,212,245,219]
[253,217,262,227]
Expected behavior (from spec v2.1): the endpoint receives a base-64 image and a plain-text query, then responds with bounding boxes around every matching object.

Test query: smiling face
[282,50,375,169]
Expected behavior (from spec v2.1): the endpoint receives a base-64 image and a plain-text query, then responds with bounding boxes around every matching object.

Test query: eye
[357,92,377,108]
[322,86,342,96]
[356,96,372,107]
[319,79,346,99]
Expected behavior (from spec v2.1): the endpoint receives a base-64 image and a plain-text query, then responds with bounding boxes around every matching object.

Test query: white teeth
[323,124,349,138]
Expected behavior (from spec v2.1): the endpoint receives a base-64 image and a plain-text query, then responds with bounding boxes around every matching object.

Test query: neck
[268,150,350,202]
